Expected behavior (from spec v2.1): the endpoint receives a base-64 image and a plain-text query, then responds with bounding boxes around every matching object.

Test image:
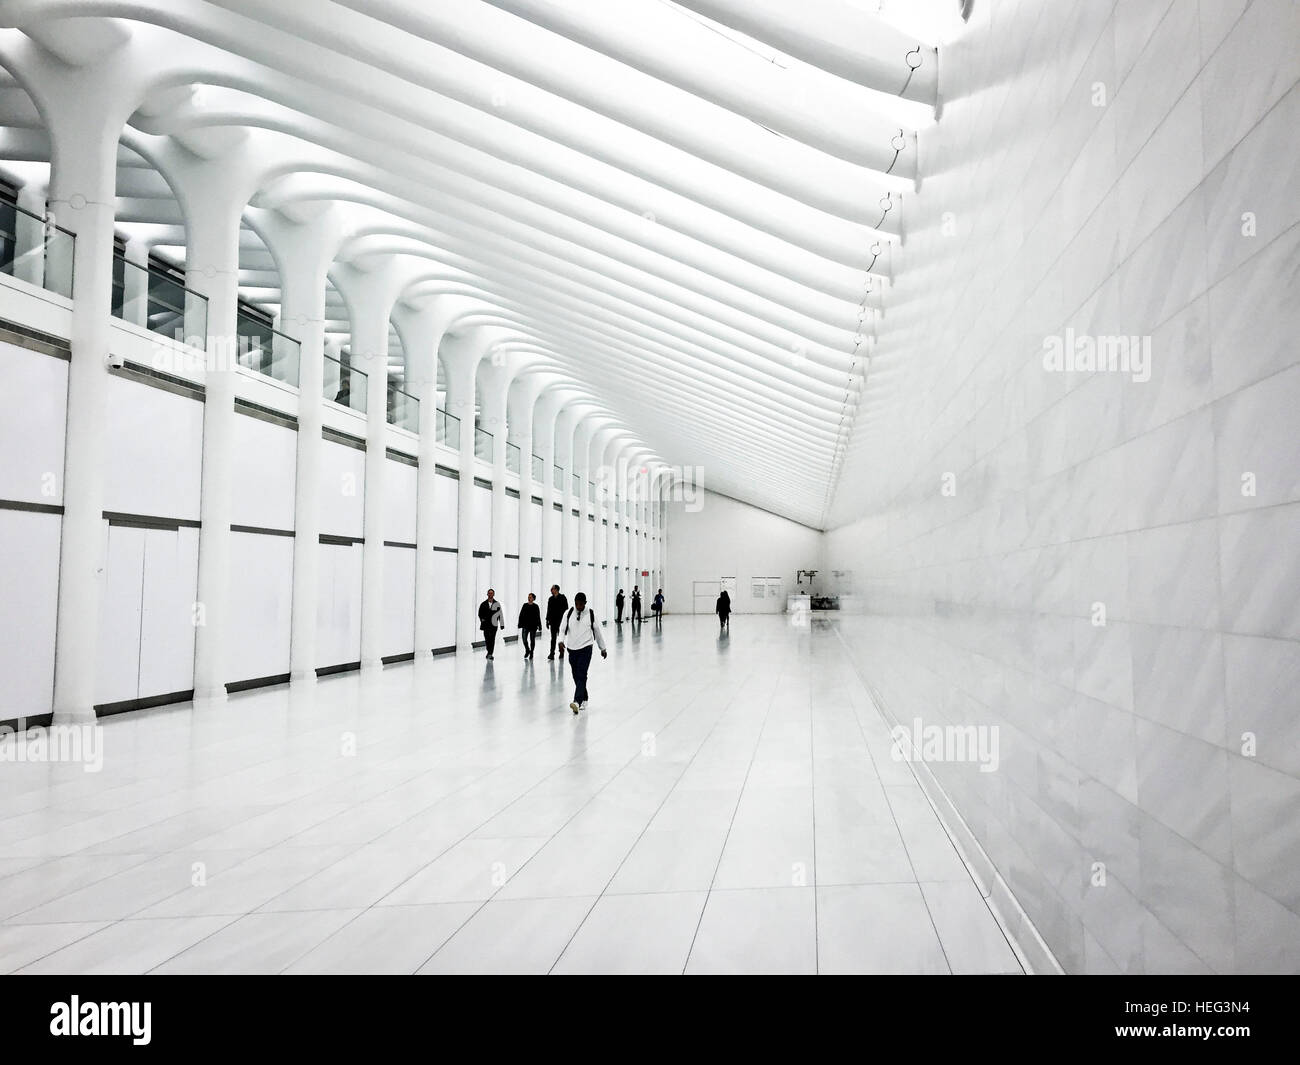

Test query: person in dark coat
[478,588,504,659]
[545,584,569,660]
[652,589,664,625]
[518,592,542,659]
[716,589,730,632]
[615,588,625,624]
[630,586,642,623]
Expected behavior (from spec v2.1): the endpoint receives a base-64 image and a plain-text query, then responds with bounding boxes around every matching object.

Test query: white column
[47,80,127,723]
[536,392,560,595]
[256,207,343,683]
[441,332,483,652]
[184,175,246,703]
[478,360,510,604]
[13,183,47,288]
[511,376,543,609]
[122,237,149,328]
[555,408,577,596]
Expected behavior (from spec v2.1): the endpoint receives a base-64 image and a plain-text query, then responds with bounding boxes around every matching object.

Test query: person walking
[557,592,607,714]
[615,588,625,624]
[545,584,569,660]
[652,588,664,625]
[630,586,642,623]
[478,588,505,659]
[518,592,542,659]
[715,589,731,632]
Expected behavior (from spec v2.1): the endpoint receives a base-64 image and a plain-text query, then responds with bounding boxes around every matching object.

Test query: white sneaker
[579,701,588,712]
[570,701,580,714]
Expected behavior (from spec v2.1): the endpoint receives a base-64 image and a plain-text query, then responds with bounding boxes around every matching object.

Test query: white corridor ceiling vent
[0,0,942,527]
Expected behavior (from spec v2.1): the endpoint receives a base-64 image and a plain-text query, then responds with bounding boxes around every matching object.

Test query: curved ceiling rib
[0,0,928,526]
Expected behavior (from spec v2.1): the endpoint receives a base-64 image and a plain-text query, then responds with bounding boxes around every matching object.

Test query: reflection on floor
[0,615,1023,974]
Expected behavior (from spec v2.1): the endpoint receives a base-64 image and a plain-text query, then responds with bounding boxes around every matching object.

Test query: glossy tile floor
[0,616,1023,974]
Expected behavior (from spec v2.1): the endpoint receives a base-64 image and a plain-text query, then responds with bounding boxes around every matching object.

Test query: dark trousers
[718,613,729,630]
[483,626,498,655]
[548,625,564,657]
[568,645,593,703]
[616,604,624,623]
[631,601,642,621]
[522,628,536,656]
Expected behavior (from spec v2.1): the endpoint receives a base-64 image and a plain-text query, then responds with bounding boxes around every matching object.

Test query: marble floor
[0,615,1023,974]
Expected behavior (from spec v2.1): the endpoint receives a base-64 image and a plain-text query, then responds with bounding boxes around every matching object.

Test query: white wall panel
[0,509,60,719]
[547,505,562,559]
[228,531,294,683]
[0,342,67,506]
[103,376,203,520]
[384,459,418,544]
[433,470,458,548]
[383,545,416,656]
[318,439,366,538]
[316,541,363,667]
[94,522,144,706]
[581,514,594,562]
[472,482,492,552]
[432,551,457,649]
[504,494,520,555]
[232,413,297,531]
[527,498,542,556]
[502,561,519,625]
[138,527,199,697]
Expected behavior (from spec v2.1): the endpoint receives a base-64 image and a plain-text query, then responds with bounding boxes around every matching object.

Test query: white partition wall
[318,437,366,539]
[0,509,61,723]
[95,521,200,709]
[227,530,294,685]
[231,411,297,531]
[317,541,363,668]
[383,455,418,657]
[103,376,203,521]
[504,491,520,555]
[472,479,492,552]
[431,467,459,651]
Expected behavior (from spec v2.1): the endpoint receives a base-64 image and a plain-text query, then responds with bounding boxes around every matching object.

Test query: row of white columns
[21,48,664,724]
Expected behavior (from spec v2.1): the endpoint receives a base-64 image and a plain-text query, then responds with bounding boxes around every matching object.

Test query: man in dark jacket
[545,584,569,660]
[518,593,542,659]
[630,586,642,623]
[615,589,625,624]
[478,588,504,659]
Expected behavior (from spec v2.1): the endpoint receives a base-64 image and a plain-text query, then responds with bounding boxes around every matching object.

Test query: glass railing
[532,454,544,481]
[323,351,367,414]
[0,199,75,298]
[553,465,564,491]
[388,385,419,433]
[110,253,208,350]
[236,312,300,388]
[436,408,460,449]
[474,426,494,462]
[506,441,521,475]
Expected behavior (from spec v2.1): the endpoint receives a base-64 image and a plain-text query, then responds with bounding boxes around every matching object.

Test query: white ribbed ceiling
[0,0,956,526]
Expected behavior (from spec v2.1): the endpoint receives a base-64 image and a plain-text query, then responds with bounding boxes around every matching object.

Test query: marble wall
[824,0,1300,973]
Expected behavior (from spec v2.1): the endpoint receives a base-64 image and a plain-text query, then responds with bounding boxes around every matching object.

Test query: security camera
[107,350,125,369]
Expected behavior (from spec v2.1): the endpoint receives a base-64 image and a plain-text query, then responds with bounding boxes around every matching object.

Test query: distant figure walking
[518,592,542,659]
[545,584,569,660]
[630,586,642,623]
[716,589,730,632]
[558,592,607,714]
[615,588,625,624]
[652,589,664,624]
[478,588,505,659]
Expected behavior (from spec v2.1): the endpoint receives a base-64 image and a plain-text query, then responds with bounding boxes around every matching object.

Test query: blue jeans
[567,646,593,703]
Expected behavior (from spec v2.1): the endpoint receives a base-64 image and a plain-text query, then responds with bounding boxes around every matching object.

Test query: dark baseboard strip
[232,524,294,538]
[316,662,361,677]
[383,540,416,549]
[386,448,418,467]
[114,362,205,401]
[320,533,362,546]
[226,674,290,694]
[381,652,415,665]
[432,645,456,656]
[105,511,201,530]
[0,498,63,515]
[0,712,53,732]
[95,688,194,717]
[432,544,457,553]
[435,465,458,479]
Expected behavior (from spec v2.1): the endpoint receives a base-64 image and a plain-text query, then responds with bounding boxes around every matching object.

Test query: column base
[360,657,385,673]
[413,649,434,662]
[289,669,318,686]
[191,686,228,708]
[50,706,98,727]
